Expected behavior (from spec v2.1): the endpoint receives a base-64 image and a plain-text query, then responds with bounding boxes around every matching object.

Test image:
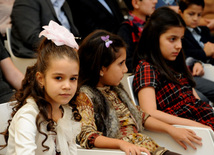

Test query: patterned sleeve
[133,62,157,94]
[76,92,103,149]
[136,105,150,127]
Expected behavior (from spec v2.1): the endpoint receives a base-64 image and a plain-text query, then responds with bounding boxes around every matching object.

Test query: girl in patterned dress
[133,7,214,133]
[75,29,202,155]
[1,21,82,155]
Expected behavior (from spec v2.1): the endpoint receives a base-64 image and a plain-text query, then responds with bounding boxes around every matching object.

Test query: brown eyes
[55,77,62,80]
[55,77,77,81]
[70,77,77,81]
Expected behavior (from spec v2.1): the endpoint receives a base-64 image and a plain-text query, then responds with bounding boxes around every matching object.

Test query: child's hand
[205,19,214,31]
[119,140,151,155]
[192,62,204,76]
[204,42,214,57]
[168,127,202,150]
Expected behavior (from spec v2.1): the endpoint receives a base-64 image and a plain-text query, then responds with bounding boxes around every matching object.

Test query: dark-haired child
[178,0,214,103]
[118,0,157,72]
[1,21,82,154]
[133,7,214,133]
[179,0,214,64]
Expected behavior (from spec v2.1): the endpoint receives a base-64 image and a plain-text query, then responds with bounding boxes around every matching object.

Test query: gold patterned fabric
[76,86,167,155]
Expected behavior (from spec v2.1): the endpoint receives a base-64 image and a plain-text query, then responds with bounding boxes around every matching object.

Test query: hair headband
[39,20,79,49]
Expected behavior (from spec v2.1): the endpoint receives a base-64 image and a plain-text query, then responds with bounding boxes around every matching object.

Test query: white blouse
[7,97,81,155]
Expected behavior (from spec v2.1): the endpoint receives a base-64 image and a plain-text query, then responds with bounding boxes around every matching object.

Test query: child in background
[178,0,214,103]
[133,7,214,131]
[179,0,214,64]
[75,29,202,155]
[1,21,82,155]
[117,0,157,72]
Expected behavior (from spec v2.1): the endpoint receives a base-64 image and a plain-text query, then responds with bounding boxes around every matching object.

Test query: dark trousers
[194,76,214,104]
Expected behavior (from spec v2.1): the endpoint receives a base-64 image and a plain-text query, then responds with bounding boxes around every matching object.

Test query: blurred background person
[67,0,124,39]
[10,0,80,58]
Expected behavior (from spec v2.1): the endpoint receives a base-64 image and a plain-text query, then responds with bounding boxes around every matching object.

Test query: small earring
[100,73,104,76]
[39,83,44,89]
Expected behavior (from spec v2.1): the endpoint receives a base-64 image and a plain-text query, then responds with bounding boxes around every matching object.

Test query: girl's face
[37,57,79,107]
[159,27,185,61]
[97,47,128,87]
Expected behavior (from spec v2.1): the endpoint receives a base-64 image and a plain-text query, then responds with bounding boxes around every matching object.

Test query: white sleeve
[11,109,38,155]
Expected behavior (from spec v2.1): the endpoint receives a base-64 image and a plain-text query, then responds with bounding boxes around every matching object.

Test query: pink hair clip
[39,20,79,49]
[101,35,113,48]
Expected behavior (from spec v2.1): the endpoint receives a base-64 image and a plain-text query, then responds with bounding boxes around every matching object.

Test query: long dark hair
[133,7,195,86]
[1,38,81,151]
[78,29,127,88]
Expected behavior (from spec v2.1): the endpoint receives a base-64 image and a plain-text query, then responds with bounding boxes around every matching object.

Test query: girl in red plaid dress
[133,7,214,133]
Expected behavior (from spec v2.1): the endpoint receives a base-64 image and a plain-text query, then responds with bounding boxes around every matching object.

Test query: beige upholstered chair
[4,28,37,75]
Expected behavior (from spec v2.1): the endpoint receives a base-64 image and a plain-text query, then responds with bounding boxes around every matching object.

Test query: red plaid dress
[133,60,214,130]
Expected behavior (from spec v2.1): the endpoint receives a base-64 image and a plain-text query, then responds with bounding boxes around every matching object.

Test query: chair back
[4,28,37,74]
[127,75,139,105]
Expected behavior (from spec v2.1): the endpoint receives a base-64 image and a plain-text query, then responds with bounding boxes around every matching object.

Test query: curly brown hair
[0,38,82,152]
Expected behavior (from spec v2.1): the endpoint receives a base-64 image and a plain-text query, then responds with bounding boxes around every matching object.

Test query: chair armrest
[143,125,214,155]
[77,145,148,155]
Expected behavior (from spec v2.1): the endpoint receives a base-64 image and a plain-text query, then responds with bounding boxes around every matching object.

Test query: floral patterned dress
[76,86,167,155]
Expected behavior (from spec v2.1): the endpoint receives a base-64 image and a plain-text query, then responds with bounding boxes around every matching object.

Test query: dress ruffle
[56,105,81,155]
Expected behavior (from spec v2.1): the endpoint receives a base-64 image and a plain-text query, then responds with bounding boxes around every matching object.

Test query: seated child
[0,21,82,154]
[179,0,214,65]
[179,0,214,103]
[132,7,214,132]
[117,0,157,72]
[75,29,202,155]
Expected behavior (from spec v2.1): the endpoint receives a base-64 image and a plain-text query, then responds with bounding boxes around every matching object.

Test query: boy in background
[179,0,214,64]
[117,0,157,72]
[179,0,214,104]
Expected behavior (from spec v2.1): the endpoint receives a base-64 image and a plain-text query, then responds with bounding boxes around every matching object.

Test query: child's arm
[203,42,214,58]
[191,62,204,77]
[94,136,150,155]
[138,87,205,150]
[138,87,210,128]
[8,106,38,154]
[144,116,202,150]
[200,18,214,31]
[1,57,24,90]
[205,19,214,31]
